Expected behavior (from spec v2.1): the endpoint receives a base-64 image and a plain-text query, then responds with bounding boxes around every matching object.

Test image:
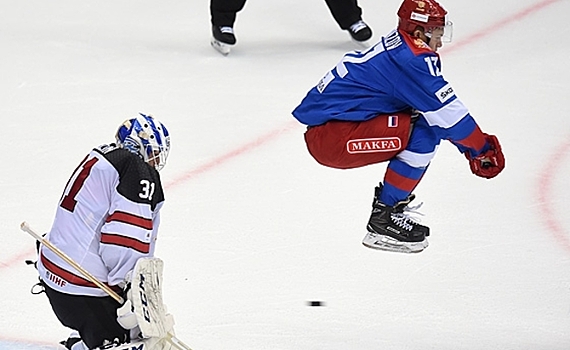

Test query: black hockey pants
[210,0,363,30]
[43,283,129,349]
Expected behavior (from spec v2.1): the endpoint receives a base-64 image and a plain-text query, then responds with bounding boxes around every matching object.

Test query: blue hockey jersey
[292,29,487,157]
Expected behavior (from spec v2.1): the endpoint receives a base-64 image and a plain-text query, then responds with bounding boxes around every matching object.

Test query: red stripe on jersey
[455,125,487,153]
[106,211,153,230]
[384,168,421,192]
[40,252,100,289]
[101,232,150,254]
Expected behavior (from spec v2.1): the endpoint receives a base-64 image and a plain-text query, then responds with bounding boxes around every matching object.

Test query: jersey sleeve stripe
[100,232,151,254]
[421,99,469,129]
[106,211,153,230]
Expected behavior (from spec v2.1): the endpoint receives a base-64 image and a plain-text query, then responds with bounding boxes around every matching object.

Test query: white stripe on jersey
[421,99,469,129]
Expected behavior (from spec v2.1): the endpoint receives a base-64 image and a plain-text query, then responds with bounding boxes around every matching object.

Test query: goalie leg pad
[129,258,174,339]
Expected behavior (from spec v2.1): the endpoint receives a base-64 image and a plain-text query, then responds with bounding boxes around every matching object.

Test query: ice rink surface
[1,0,570,349]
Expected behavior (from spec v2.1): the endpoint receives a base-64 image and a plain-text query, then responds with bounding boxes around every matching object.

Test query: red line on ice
[537,137,570,253]
[443,0,561,54]
[0,0,563,272]
[164,121,299,190]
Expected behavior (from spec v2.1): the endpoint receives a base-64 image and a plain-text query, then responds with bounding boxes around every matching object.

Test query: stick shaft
[20,221,124,304]
[166,333,194,350]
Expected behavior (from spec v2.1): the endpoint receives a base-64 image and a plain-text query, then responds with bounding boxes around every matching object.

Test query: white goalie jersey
[37,143,165,297]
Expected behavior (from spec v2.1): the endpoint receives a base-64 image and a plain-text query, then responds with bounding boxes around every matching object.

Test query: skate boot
[211,25,236,55]
[362,183,429,253]
[347,20,372,47]
[60,331,84,350]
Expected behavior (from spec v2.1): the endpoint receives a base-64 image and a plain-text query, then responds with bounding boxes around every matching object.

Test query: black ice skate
[362,183,429,253]
[347,20,372,47]
[211,25,236,55]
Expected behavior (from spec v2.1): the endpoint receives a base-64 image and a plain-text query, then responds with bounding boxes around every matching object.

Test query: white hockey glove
[116,270,139,330]
[117,299,139,330]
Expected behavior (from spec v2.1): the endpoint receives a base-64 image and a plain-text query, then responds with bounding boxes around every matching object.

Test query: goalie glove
[117,299,139,330]
[117,271,139,330]
[464,133,505,179]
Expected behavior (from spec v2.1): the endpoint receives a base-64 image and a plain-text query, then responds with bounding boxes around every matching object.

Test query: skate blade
[210,37,232,55]
[362,231,428,254]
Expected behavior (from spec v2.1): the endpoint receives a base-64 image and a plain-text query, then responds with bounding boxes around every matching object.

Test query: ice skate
[60,331,82,349]
[347,20,373,48]
[211,25,236,55]
[362,183,429,253]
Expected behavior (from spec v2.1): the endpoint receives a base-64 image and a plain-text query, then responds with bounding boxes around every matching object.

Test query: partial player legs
[43,284,129,349]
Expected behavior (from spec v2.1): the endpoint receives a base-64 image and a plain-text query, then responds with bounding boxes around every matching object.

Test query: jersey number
[60,157,99,212]
[139,180,155,201]
[317,44,386,93]
[424,57,441,76]
[60,156,157,212]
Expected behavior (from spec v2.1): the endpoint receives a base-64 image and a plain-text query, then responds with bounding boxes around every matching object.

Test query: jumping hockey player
[34,114,176,349]
[292,0,505,253]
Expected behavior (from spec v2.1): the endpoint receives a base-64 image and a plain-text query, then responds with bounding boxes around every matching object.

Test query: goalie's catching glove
[464,133,505,179]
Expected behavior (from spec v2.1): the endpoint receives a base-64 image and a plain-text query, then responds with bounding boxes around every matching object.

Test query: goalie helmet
[116,113,170,171]
[397,0,453,42]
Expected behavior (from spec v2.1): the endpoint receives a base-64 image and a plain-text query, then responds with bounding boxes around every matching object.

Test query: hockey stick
[20,221,193,350]
[20,221,125,304]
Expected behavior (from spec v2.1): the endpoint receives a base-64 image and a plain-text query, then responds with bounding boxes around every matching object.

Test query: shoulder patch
[435,83,455,103]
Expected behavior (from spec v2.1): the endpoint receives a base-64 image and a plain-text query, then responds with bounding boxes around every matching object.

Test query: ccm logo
[139,274,151,323]
[347,137,402,154]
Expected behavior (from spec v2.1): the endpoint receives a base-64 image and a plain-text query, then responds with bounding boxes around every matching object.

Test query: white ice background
[1,0,570,349]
